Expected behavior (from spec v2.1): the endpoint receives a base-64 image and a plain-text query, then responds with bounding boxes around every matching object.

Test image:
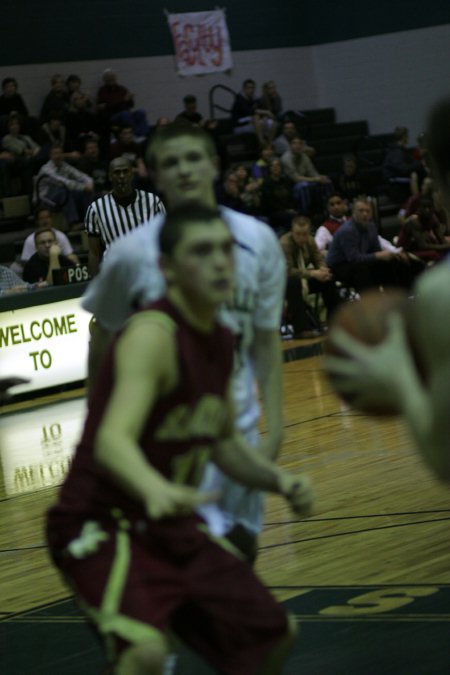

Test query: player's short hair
[146,124,216,172]
[159,204,223,256]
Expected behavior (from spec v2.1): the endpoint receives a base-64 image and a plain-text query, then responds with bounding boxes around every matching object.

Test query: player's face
[168,219,234,309]
[154,137,218,209]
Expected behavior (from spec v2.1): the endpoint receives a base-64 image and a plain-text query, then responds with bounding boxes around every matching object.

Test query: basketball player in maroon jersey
[47,205,313,675]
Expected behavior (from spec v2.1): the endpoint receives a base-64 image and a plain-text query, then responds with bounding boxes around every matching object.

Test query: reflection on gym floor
[0,398,86,497]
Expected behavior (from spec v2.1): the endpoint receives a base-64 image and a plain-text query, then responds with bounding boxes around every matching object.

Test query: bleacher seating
[0,97,407,273]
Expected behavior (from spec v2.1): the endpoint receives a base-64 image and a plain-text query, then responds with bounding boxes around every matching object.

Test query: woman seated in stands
[233,163,261,214]
[216,169,249,214]
[257,81,284,123]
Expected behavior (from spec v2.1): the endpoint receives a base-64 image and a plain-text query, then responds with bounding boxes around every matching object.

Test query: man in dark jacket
[327,198,413,292]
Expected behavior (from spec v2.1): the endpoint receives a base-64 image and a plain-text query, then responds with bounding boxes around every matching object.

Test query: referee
[85,157,165,275]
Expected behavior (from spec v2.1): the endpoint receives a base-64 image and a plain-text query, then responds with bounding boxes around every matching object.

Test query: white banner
[167,9,233,76]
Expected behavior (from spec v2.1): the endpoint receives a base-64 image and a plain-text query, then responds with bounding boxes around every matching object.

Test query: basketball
[323,290,413,415]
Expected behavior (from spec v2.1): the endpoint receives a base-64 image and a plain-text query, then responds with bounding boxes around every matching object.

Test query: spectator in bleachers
[316,192,402,259]
[176,94,204,127]
[382,126,425,201]
[110,125,149,186]
[398,176,434,223]
[398,196,450,264]
[66,91,103,152]
[337,153,365,202]
[257,81,283,122]
[40,74,70,123]
[261,157,297,233]
[233,163,261,214]
[0,265,31,294]
[39,111,81,163]
[2,115,41,194]
[281,136,332,214]
[96,69,149,140]
[77,138,109,195]
[280,215,340,338]
[22,227,74,284]
[35,143,94,228]
[251,143,275,185]
[0,78,29,120]
[216,169,248,213]
[231,78,276,145]
[66,74,93,108]
[20,206,79,266]
[327,197,413,292]
[315,193,349,253]
[273,120,315,158]
[175,94,218,132]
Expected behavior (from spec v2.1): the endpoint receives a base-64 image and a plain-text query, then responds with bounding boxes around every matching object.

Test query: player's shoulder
[128,308,176,333]
[219,206,279,251]
[122,309,177,353]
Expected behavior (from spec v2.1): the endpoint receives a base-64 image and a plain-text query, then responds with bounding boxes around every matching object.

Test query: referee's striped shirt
[85,190,166,248]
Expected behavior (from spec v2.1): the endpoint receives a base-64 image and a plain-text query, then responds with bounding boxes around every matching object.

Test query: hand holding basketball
[323,291,417,415]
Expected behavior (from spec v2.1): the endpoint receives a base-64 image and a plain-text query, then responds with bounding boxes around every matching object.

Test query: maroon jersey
[48,298,233,528]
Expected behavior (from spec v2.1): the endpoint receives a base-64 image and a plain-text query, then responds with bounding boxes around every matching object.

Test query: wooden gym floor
[1,338,449,674]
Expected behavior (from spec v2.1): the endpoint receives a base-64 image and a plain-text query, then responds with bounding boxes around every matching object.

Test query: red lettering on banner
[172,22,224,67]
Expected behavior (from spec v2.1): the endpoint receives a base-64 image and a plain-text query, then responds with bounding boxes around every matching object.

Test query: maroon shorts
[47,515,288,675]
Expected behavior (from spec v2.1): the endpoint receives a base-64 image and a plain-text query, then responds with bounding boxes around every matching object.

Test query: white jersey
[82,206,285,434]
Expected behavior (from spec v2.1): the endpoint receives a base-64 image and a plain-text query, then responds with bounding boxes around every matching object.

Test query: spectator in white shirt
[20,206,79,265]
[35,143,94,227]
